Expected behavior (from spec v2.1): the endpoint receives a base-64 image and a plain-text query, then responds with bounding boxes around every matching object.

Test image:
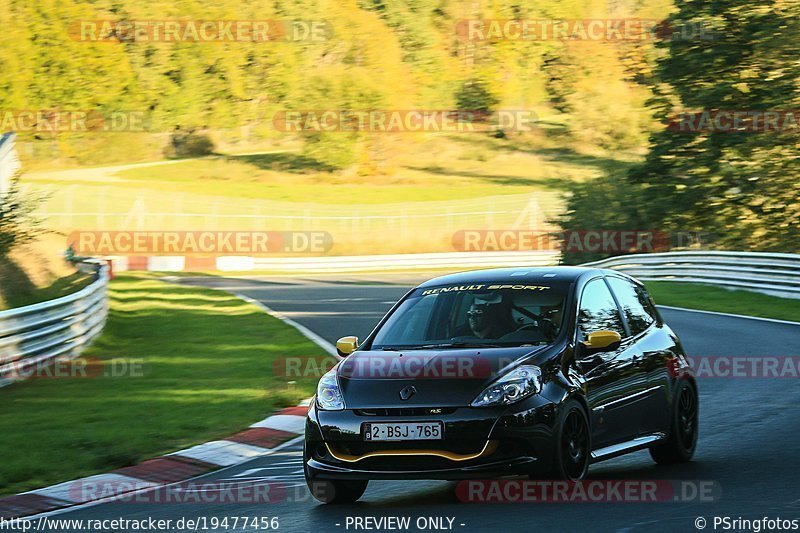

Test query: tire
[650,380,698,464]
[542,399,591,481]
[304,441,368,504]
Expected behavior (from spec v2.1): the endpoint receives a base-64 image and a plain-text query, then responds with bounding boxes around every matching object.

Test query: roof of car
[416,266,607,288]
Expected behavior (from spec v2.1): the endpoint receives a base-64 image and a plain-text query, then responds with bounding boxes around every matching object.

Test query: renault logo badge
[399,385,416,401]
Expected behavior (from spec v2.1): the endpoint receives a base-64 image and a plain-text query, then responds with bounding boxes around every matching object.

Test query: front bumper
[304,396,560,480]
[306,455,539,480]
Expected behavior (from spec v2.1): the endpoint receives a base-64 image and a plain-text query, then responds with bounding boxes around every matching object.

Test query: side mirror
[336,336,359,357]
[581,330,622,353]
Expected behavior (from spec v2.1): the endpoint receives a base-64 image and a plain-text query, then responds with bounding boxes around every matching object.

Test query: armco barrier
[0,263,109,387]
[246,250,562,273]
[583,251,800,298]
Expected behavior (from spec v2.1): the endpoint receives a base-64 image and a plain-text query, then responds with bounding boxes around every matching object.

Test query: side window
[577,279,626,338]
[607,277,656,336]
[635,285,659,322]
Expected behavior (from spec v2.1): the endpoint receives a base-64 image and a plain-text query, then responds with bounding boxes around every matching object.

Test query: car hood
[336,345,549,408]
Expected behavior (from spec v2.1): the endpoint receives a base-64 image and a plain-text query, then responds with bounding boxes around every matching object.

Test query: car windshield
[369,282,569,350]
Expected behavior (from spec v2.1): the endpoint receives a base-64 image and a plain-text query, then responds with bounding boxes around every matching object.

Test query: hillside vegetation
[2,0,797,255]
[2,0,668,169]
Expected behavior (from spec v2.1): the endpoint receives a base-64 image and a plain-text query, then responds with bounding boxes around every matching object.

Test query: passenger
[464,293,514,339]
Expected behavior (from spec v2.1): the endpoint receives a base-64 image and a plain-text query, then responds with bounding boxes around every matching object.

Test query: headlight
[316,368,345,410]
[470,365,542,407]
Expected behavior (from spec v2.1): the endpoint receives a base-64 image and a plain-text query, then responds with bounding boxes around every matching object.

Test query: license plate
[364,422,443,441]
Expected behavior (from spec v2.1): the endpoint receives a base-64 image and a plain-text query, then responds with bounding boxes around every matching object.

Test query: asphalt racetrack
[32,277,800,533]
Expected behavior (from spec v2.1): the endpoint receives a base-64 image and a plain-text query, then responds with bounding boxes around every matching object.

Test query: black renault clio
[304,267,698,503]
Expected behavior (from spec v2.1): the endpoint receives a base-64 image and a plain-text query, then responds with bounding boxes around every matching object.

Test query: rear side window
[635,285,660,322]
[607,277,656,336]
[577,279,626,338]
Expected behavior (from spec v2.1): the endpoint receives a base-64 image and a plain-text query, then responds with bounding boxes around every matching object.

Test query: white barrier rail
[103,251,559,273]
[583,251,800,298]
[0,265,110,387]
[242,251,562,273]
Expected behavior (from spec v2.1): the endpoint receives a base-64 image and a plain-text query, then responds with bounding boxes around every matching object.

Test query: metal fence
[0,264,110,387]
[583,251,800,298]
[25,185,563,256]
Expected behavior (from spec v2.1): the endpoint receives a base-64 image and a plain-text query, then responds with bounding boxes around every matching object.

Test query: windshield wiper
[380,343,496,350]
[412,342,503,350]
[380,341,545,351]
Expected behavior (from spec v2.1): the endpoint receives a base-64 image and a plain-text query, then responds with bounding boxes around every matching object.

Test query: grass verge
[646,281,800,323]
[22,135,640,255]
[0,273,331,496]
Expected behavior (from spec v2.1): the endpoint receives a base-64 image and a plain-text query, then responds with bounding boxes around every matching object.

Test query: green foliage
[301,132,358,170]
[542,52,578,114]
[559,0,800,257]
[542,41,653,150]
[554,171,650,264]
[455,78,499,114]
[628,0,800,252]
[164,131,215,158]
[0,181,44,258]
[2,0,671,171]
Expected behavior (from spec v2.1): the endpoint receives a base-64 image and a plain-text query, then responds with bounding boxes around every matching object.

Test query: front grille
[354,407,457,417]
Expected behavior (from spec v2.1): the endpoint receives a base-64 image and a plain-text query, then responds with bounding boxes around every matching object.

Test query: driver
[465,293,513,339]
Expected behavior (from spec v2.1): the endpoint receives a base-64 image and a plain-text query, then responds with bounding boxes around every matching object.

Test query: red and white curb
[0,287,333,520]
[0,403,310,519]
